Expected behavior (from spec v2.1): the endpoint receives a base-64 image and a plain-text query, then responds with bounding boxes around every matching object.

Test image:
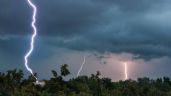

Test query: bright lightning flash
[124,62,128,80]
[77,56,86,77]
[24,0,38,80]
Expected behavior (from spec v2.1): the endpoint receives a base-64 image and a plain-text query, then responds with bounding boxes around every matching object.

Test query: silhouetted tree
[60,64,70,77]
[1,66,171,96]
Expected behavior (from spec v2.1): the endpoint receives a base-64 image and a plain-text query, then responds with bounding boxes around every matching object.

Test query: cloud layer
[0,0,171,59]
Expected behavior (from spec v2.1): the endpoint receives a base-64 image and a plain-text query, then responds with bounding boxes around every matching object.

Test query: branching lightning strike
[24,0,38,80]
[77,56,86,77]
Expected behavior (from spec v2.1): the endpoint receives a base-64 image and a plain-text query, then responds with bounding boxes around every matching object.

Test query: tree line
[1,64,171,96]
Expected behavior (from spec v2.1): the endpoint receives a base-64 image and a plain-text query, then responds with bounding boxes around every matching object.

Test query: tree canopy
[0,64,171,96]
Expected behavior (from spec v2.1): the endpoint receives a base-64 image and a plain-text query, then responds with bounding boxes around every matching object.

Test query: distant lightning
[124,62,128,80]
[77,56,86,77]
[24,0,38,80]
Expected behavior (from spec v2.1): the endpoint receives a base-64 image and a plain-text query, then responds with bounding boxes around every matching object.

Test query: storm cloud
[0,0,171,59]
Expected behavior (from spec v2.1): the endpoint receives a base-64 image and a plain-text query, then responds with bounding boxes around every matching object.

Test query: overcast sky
[0,0,171,81]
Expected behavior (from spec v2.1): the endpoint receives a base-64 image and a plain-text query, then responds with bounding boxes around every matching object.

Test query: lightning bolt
[77,56,86,77]
[124,62,128,80]
[24,0,38,80]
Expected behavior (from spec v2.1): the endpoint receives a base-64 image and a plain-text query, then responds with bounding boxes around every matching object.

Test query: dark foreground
[1,64,171,96]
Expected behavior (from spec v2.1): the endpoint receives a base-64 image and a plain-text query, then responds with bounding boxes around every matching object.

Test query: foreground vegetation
[1,64,171,96]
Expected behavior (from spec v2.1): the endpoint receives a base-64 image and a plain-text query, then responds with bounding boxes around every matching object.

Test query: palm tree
[60,64,70,77]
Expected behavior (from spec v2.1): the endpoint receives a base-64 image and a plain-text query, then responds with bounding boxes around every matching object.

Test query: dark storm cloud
[0,0,171,59]
[0,0,31,35]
